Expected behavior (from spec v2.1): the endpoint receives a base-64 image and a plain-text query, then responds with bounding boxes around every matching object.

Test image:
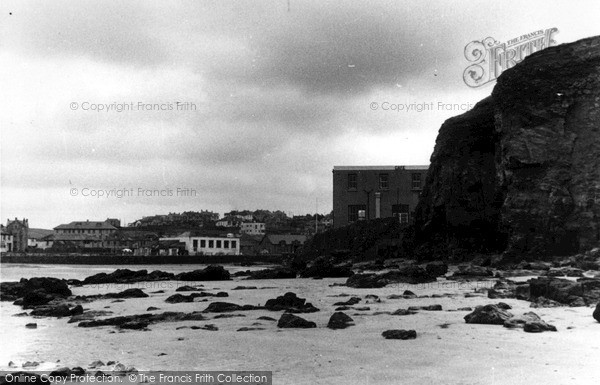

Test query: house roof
[333,165,429,171]
[54,221,117,230]
[264,234,307,245]
[53,233,103,242]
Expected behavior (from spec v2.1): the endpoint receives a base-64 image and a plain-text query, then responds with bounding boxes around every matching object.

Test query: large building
[332,165,429,228]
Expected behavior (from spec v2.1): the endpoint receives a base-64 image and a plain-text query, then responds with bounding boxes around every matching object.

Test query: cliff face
[415,36,600,259]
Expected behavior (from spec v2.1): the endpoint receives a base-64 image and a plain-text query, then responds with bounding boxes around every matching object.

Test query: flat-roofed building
[332,165,429,228]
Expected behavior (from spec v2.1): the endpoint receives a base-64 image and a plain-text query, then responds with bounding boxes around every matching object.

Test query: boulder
[104,288,148,299]
[327,312,354,329]
[345,274,387,288]
[333,297,361,306]
[176,265,231,281]
[593,303,600,322]
[264,292,319,313]
[425,262,449,277]
[408,304,442,311]
[381,266,437,284]
[504,312,543,328]
[300,258,354,278]
[277,313,316,328]
[464,304,514,325]
[523,321,557,333]
[382,330,417,340]
[203,302,260,313]
[244,268,296,280]
[29,304,73,317]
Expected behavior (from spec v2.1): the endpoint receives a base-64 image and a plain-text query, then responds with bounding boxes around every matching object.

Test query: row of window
[347,173,422,190]
[348,204,411,224]
[192,239,237,250]
[59,229,110,234]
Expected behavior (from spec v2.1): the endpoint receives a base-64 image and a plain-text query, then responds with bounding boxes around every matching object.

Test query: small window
[208,240,214,248]
[347,173,357,190]
[379,174,389,190]
[392,204,410,224]
[200,239,206,248]
[231,240,237,248]
[192,239,198,251]
[224,240,229,248]
[348,204,366,223]
[216,240,222,248]
[412,173,422,190]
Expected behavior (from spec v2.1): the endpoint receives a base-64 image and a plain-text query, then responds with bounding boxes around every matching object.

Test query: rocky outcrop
[594,303,600,322]
[414,36,600,259]
[1,277,72,302]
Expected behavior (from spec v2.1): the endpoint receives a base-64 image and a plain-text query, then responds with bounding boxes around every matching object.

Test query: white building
[160,232,240,256]
[241,222,266,236]
[1,230,14,252]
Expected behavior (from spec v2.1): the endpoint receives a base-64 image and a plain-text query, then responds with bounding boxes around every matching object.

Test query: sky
[1,0,599,229]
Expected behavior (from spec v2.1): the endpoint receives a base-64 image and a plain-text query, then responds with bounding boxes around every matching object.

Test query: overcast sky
[1,0,599,229]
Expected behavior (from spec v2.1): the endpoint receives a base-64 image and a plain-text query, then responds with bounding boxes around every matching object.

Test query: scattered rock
[391,309,417,316]
[333,297,361,306]
[78,311,205,329]
[88,361,105,369]
[244,268,296,280]
[408,304,442,311]
[175,286,203,292]
[25,323,37,329]
[346,274,387,288]
[381,266,437,284]
[237,327,265,331]
[464,304,514,325]
[176,265,231,281]
[327,312,355,329]
[524,321,557,333]
[257,316,277,321]
[264,292,319,313]
[203,302,261,313]
[593,303,600,322]
[277,313,316,328]
[382,330,417,340]
[147,307,160,311]
[450,265,493,279]
[213,314,246,319]
[81,269,175,285]
[232,286,257,290]
[68,310,114,323]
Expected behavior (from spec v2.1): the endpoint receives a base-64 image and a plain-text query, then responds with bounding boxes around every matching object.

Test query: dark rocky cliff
[414,35,600,259]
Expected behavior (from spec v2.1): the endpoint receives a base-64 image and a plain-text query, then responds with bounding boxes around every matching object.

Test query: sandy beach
[1,264,599,385]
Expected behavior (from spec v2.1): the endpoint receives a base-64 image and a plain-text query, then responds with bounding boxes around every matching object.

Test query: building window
[216,240,222,248]
[231,240,237,248]
[192,239,198,251]
[348,204,366,223]
[224,240,229,248]
[347,173,357,190]
[200,239,206,248]
[208,240,214,248]
[412,173,422,190]
[379,174,389,190]
[392,204,410,224]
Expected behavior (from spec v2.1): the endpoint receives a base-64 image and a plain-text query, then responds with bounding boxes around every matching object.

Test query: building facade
[160,232,240,256]
[332,165,429,228]
[1,227,14,252]
[5,218,29,252]
[240,222,266,236]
